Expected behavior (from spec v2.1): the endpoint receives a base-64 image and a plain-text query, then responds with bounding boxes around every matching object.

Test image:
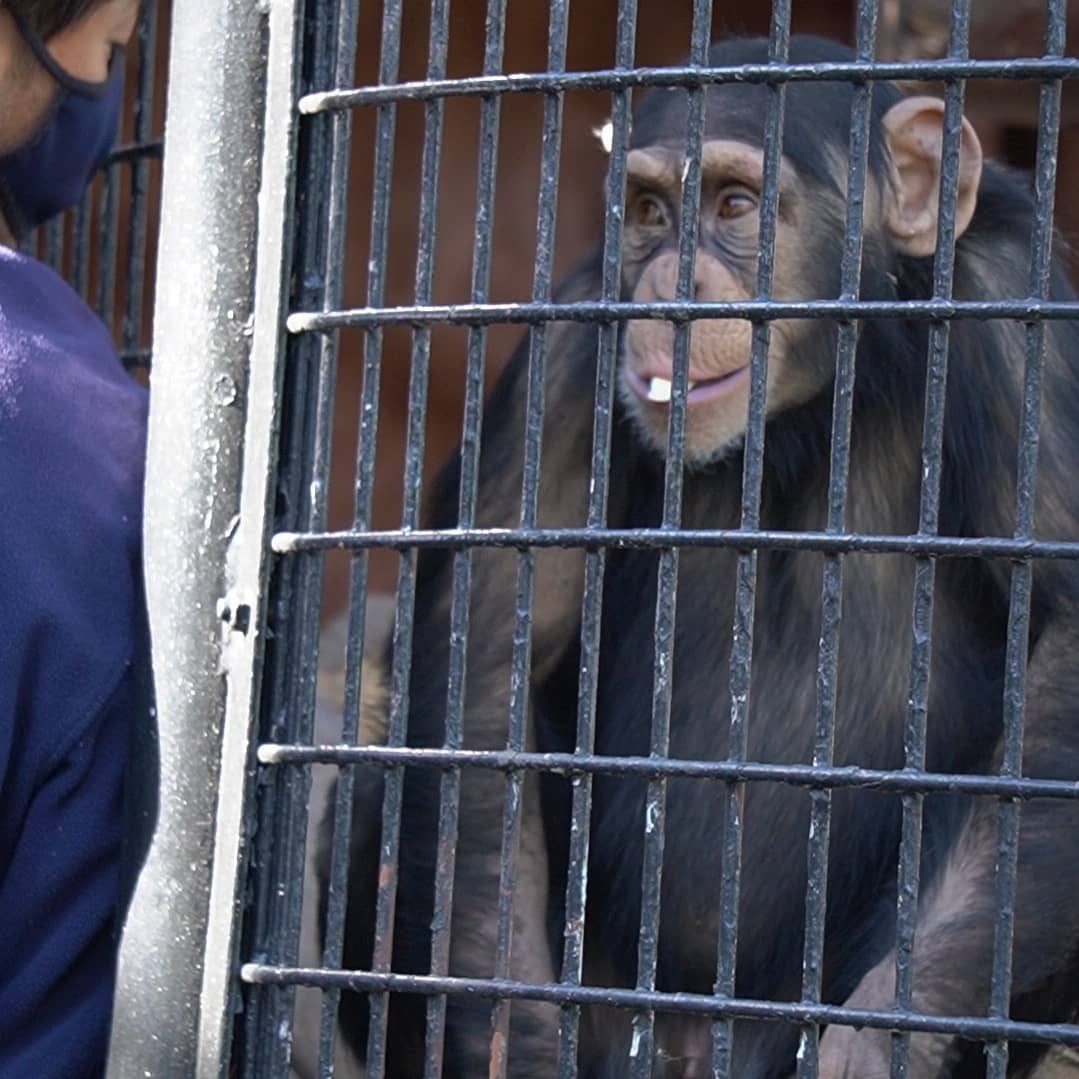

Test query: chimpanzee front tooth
[647,376,672,403]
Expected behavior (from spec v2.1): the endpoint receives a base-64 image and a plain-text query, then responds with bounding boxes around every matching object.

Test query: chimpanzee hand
[812,958,958,1079]
[815,1022,894,1079]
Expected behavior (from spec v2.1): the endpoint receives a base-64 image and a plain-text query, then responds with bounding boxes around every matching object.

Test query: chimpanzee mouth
[626,364,750,406]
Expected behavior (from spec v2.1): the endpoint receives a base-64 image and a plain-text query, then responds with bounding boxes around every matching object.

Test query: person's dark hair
[6,0,104,41]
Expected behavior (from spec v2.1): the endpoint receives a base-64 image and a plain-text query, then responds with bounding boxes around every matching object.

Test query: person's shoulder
[0,245,148,765]
[0,245,146,410]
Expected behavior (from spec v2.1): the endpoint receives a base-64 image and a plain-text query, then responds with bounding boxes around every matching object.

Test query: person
[0,2,147,1076]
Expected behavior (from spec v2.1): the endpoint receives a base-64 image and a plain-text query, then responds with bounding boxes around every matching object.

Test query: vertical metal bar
[424,2,507,1073]
[891,4,971,1075]
[490,5,570,1073]
[629,4,710,1075]
[230,0,351,1072]
[44,214,64,274]
[796,5,877,1075]
[983,3,1065,1075]
[237,0,357,1073]
[712,4,791,1074]
[122,0,161,363]
[19,224,36,258]
[105,0,273,1073]
[73,189,92,301]
[556,4,637,1074]
[198,1,304,1075]
[360,3,406,1073]
[370,0,451,1066]
[97,163,121,324]
[307,0,363,1071]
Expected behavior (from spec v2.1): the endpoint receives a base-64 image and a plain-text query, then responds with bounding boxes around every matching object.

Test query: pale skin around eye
[614,99,983,466]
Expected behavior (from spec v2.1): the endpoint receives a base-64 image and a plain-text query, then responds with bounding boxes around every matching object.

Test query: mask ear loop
[6,5,121,98]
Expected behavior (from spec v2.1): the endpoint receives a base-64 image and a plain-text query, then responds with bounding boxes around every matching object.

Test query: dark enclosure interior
[168,0,1079,1077]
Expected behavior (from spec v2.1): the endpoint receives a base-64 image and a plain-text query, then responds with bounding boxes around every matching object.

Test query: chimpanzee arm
[431,340,593,1073]
[817,615,1079,1077]
[380,264,634,1075]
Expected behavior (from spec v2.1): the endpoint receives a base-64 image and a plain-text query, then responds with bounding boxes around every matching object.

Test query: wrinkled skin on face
[618,139,800,464]
[616,97,983,468]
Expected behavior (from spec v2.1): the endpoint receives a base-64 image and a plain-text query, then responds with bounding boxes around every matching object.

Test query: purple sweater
[0,246,148,1078]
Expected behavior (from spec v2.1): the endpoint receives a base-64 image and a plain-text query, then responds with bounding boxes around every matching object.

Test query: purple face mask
[0,10,125,241]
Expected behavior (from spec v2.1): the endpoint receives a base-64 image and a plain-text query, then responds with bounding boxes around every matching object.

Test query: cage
[24,3,166,369]
[105,1,1079,1077]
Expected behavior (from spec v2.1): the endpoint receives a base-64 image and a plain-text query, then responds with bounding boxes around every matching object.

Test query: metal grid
[251,0,1079,1076]
[24,3,164,373]
[125,0,1079,1076]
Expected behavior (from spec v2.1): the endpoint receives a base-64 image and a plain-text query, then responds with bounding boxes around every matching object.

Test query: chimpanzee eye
[718,187,758,220]
[631,192,669,229]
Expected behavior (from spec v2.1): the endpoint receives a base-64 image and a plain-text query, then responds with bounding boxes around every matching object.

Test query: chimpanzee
[329,34,1079,1078]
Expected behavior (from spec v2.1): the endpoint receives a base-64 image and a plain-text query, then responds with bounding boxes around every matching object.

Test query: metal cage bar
[120,0,160,365]
[246,961,1079,1048]
[301,57,1079,112]
[418,4,509,1074]
[107,0,299,1075]
[796,1,878,1073]
[556,6,638,1073]
[891,4,973,1073]
[262,743,1079,800]
[983,2,1068,1075]
[711,9,789,1070]
[628,4,710,1071]
[487,2,572,1068]
[305,0,364,1070]
[358,4,407,1074]
[379,0,452,1072]
[276,523,1079,562]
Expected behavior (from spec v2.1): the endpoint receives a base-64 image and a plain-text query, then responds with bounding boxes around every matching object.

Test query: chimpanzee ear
[882,95,983,258]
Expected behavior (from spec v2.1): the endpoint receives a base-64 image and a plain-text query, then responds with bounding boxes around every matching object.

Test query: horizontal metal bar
[298,57,1079,113]
[256,744,1079,801]
[240,964,1079,1049]
[286,298,1079,333]
[120,347,152,369]
[105,138,164,165]
[272,525,1079,561]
